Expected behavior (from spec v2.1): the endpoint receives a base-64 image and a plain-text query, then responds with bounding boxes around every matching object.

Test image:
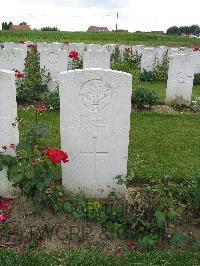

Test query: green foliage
[41,26,59,31]
[166,24,200,35]
[193,73,200,85]
[8,106,62,212]
[111,47,141,75]
[16,48,49,103]
[152,51,169,82]
[19,22,28,25]
[138,235,158,250]
[42,89,60,111]
[139,69,156,82]
[171,97,200,113]
[2,21,12,30]
[132,87,159,109]
[0,154,16,172]
[170,232,188,248]
[71,58,83,70]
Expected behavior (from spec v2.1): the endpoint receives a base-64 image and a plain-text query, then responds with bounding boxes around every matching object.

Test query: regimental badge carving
[80,79,113,112]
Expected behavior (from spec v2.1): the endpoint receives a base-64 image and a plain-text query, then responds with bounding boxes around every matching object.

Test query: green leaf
[0,160,4,171]
[36,182,44,191]
[154,210,166,229]
[12,174,23,183]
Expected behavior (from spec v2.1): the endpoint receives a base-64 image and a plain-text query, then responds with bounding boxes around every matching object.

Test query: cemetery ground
[0,45,200,265]
[1,30,200,47]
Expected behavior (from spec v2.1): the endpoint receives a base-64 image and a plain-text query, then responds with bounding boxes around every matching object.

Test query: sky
[0,0,200,32]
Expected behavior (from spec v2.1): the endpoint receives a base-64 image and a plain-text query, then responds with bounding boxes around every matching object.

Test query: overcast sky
[0,0,199,32]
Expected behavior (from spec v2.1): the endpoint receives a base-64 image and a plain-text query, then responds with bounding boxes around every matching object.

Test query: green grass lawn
[0,250,200,266]
[1,30,200,47]
[133,81,200,104]
[18,109,200,183]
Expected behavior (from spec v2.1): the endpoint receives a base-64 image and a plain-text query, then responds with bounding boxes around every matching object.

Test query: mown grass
[133,82,200,104]
[1,30,200,47]
[18,109,200,182]
[129,112,200,182]
[0,250,200,266]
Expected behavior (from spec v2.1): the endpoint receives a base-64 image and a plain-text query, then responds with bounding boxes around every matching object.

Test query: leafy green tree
[166,26,180,35]
[19,21,28,25]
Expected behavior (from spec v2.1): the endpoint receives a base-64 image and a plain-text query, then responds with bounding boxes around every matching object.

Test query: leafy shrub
[153,51,169,82]
[111,47,141,74]
[42,89,60,111]
[5,104,69,212]
[16,47,49,103]
[193,73,200,85]
[132,87,159,109]
[139,69,156,82]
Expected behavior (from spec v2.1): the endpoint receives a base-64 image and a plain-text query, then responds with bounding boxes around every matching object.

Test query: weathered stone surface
[0,69,18,196]
[40,49,68,91]
[4,42,27,57]
[141,47,156,72]
[0,48,25,72]
[60,69,132,198]
[83,50,110,69]
[165,53,195,104]
[87,44,106,52]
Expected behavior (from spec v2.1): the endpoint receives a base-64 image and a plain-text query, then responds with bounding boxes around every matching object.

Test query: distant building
[87,26,109,32]
[151,31,164,35]
[9,25,31,31]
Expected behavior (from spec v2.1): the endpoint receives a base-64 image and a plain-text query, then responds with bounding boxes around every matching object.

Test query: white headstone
[141,47,156,72]
[0,69,19,197]
[60,69,132,198]
[37,42,48,52]
[4,42,27,58]
[0,48,25,72]
[165,53,195,104]
[83,50,110,69]
[40,49,68,91]
[63,43,86,70]
[87,44,106,52]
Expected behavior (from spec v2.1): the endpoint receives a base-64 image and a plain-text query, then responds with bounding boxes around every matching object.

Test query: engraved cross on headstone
[80,136,109,179]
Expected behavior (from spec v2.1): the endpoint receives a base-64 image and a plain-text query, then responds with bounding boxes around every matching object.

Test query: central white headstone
[60,69,132,198]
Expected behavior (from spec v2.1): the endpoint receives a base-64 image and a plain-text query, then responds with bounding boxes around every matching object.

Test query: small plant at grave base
[132,87,159,110]
[42,88,60,111]
[16,46,49,103]
[170,97,191,112]
[69,50,83,69]
[139,69,156,82]
[6,104,69,212]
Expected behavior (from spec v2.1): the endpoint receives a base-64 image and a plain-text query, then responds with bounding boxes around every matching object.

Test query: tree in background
[2,21,13,30]
[166,24,200,35]
[19,21,28,25]
[41,26,59,31]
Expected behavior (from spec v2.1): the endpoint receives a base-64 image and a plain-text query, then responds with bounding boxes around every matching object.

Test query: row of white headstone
[0,47,132,198]
[1,42,199,104]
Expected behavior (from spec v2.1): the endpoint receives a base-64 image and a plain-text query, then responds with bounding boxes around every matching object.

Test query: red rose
[38,104,47,113]
[15,71,24,78]
[69,51,79,60]
[10,144,15,149]
[2,145,7,151]
[0,202,9,210]
[46,148,69,164]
